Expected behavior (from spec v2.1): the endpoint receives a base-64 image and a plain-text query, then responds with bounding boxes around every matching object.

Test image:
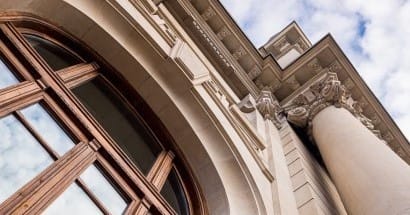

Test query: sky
[220,0,410,140]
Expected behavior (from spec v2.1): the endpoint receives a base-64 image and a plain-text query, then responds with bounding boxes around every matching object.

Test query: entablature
[273,36,410,163]
[138,0,410,164]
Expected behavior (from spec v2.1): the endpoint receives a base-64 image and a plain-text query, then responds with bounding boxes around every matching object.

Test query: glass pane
[20,103,75,155]
[72,77,161,174]
[24,34,82,71]
[0,115,53,203]
[160,168,189,215]
[80,164,127,215]
[0,56,19,89]
[43,183,103,215]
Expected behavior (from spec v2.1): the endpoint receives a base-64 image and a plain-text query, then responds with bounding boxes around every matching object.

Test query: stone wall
[280,124,347,215]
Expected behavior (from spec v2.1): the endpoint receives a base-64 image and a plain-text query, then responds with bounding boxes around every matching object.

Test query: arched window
[0,15,202,215]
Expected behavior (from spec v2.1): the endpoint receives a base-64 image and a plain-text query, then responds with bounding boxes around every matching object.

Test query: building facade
[0,0,409,215]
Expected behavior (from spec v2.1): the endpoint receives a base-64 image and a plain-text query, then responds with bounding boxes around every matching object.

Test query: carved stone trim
[328,60,342,73]
[295,37,309,51]
[130,0,178,45]
[273,36,291,51]
[307,57,323,75]
[216,26,231,40]
[232,46,247,60]
[192,20,231,67]
[268,78,282,92]
[201,7,216,21]
[285,72,381,139]
[284,75,300,90]
[256,88,284,128]
[247,65,262,81]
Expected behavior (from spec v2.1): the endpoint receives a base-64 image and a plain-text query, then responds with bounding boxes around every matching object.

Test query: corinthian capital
[285,72,381,138]
[256,88,284,128]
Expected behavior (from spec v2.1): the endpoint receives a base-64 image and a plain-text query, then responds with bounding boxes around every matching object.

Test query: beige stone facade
[1,0,410,214]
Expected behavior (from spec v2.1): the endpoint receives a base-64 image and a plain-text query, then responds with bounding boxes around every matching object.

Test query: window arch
[0,15,204,215]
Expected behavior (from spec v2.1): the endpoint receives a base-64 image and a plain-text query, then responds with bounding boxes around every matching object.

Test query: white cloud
[221,0,410,140]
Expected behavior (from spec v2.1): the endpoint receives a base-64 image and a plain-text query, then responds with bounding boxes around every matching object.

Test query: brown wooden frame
[0,13,206,215]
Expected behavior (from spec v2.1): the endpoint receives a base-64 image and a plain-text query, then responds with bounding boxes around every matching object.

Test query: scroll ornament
[256,88,284,128]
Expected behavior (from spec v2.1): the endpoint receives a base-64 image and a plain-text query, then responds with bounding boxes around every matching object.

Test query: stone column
[313,106,410,215]
[286,72,410,215]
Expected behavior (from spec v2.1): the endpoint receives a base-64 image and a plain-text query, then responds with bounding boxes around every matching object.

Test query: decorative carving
[295,37,309,51]
[237,94,256,113]
[343,78,355,90]
[254,77,264,90]
[284,76,300,90]
[232,46,247,60]
[268,78,282,92]
[287,106,308,127]
[205,79,230,107]
[383,132,394,143]
[192,20,231,67]
[155,14,178,42]
[328,60,342,73]
[307,58,323,75]
[370,114,381,125]
[248,65,262,80]
[216,26,231,40]
[256,88,284,128]
[274,36,291,51]
[285,72,382,139]
[130,0,178,44]
[201,7,216,21]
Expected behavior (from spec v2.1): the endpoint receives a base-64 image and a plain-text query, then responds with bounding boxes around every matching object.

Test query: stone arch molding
[0,0,265,214]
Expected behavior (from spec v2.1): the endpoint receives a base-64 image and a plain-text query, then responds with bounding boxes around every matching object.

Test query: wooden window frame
[0,14,205,215]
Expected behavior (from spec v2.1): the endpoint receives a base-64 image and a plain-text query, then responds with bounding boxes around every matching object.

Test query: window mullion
[14,111,60,159]
[134,151,177,215]
[0,23,50,77]
[76,179,111,215]
[58,62,99,88]
[0,38,33,81]
[0,81,43,117]
[96,153,139,201]
[0,143,96,214]
[147,151,175,190]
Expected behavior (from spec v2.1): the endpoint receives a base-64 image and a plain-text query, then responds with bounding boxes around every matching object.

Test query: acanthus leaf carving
[256,88,284,128]
[285,72,382,140]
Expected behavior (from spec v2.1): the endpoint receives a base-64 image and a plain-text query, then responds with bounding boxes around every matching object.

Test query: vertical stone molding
[256,88,284,128]
[285,72,410,214]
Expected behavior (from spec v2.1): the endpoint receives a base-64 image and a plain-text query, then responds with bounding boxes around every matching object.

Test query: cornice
[160,0,410,163]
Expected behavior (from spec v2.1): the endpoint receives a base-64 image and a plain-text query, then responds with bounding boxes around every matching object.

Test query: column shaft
[312,106,410,215]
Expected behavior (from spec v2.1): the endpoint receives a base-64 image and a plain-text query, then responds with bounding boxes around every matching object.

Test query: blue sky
[220,0,410,140]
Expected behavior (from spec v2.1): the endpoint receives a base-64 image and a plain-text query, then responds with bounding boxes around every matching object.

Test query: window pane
[160,168,189,215]
[0,56,19,89]
[72,77,161,174]
[0,115,53,203]
[24,34,82,71]
[80,164,127,214]
[20,103,75,155]
[43,183,103,215]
